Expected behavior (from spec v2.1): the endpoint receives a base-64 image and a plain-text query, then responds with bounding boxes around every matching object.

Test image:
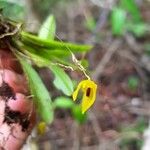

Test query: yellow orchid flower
[72,80,97,114]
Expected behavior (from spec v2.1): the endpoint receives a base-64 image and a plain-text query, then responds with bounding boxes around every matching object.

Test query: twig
[124,33,143,54]
[89,0,116,9]
[86,9,110,44]
[92,39,122,81]
[94,9,110,34]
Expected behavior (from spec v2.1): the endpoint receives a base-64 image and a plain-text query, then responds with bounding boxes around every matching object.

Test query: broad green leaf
[19,57,53,123]
[111,8,126,35]
[38,15,56,40]
[50,65,74,96]
[72,105,87,124]
[120,0,141,22]
[53,97,74,109]
[21,31,92,52]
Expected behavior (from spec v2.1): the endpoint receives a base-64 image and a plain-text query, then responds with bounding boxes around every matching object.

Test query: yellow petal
[81,80,97,114]
[37,122,46,135]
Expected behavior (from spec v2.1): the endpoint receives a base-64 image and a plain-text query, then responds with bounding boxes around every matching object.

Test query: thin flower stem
[55,34,91,80]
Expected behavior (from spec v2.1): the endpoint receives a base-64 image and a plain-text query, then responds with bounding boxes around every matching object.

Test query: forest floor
[35,1,150,150]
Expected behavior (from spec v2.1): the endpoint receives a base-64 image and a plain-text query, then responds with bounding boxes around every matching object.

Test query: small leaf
[38,15,56,40]
[53,97,74,109]
[120,0,141,22]
[111,8,126,36]
[126,23,147,37]
[72,105,87,124]
[50,65,74,96]
[21,31,92,53]
[19,57,53,123]
[128,76,139,91]
[85,16,96,31]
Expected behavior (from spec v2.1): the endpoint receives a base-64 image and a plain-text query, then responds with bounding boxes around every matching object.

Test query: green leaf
[21,31,92,53]
[38,15,56,40]
[49,56,75,68]
[120,0,141,22]
[72,105,87,124]
[17,43,74,69]
[0,1,7,9]
[133,119,147,133]
[50,65,74,96]
[16,43,50,67]
[21,44,70,61]
[126,22,147,37]
[80,59,89,69]
[19,57,53,123]
[53,97,74,109]
[111,8,126,36]
[0,1,25,21]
